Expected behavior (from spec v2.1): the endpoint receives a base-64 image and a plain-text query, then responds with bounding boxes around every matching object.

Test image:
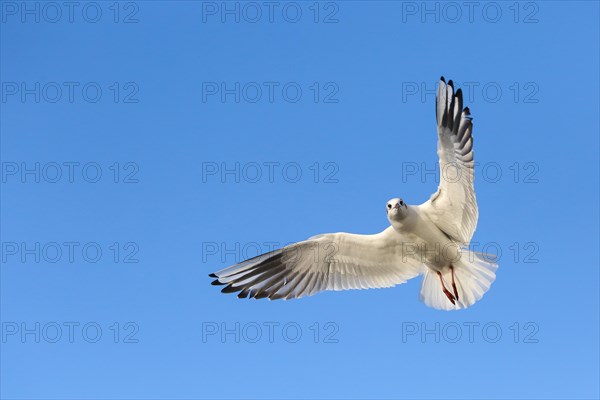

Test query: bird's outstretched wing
[420,77,478,243]
[210,227,424,300]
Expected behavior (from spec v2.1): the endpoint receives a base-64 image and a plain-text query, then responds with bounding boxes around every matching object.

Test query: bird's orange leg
[437,271,456,305]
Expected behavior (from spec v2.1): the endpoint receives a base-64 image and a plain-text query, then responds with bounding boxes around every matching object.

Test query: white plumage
[210,77,498,310]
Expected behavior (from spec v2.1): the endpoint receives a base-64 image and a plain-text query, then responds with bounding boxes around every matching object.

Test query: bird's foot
[450,265,459,301]
[442,288,456,305]
[437,270,457,305]
[452,283,459,302]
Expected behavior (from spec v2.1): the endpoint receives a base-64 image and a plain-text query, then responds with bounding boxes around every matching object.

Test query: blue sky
[1,1,599,399]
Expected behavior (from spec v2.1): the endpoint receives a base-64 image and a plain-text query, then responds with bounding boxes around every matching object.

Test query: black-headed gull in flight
[210,77,498,310]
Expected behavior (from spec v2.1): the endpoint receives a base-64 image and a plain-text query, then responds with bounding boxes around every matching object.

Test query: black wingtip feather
[221,284,242,294]
[211,279,225,286]
[208,273,217,278]
[440,76,446,82]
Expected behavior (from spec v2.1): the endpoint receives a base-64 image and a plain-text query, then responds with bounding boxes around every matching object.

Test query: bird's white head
[386,198,408,222]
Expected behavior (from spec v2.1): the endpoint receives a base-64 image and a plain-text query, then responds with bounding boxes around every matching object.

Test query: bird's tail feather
[419,251,498,311]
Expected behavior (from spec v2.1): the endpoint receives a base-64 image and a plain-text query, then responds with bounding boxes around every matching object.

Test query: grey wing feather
[421,77,478,243]
[210,228,424,300]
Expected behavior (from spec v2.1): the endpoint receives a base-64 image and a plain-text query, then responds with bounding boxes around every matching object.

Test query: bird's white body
[210,77,499,310]
[390,205,460,272]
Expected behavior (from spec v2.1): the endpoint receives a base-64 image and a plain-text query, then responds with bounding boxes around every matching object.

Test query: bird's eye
[387,204,392,209]
[400,200,404,206]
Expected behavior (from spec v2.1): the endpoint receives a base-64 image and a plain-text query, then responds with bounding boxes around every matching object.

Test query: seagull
[209,77,498,310]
